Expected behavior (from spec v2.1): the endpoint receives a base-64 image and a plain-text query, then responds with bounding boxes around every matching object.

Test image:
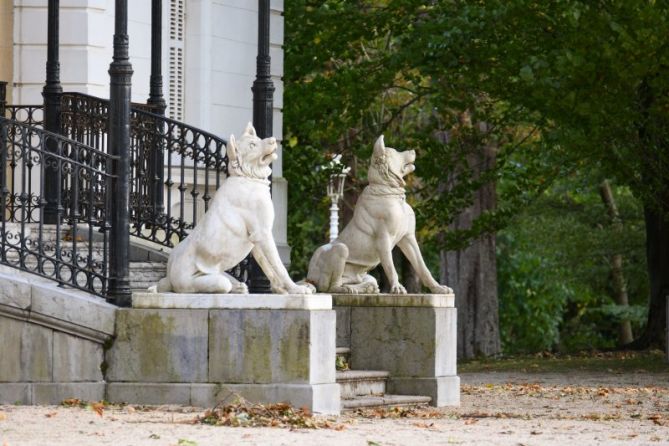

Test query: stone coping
[132,292,332,310]
[332,293,454,308]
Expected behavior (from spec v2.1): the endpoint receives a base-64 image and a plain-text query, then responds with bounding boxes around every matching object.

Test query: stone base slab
[133,292,332,310]
[332,293,454,308]
[0,382,105,405]
[106,383,340,415]
[388,376,460,406]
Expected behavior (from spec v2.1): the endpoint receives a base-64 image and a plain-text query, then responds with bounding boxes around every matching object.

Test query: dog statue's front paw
[390,283,407,294]
[287,284,315,295]
[431,284,453,294]
[362,282,380,294]
[232,282,249,294]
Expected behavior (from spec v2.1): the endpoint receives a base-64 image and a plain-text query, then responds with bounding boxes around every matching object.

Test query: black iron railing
[60,92,230,248]
[0,89,249,296]
[0,117,116,295]
[5,105,44,128]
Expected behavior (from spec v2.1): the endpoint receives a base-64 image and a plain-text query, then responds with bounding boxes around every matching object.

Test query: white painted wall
[12,0,152,104]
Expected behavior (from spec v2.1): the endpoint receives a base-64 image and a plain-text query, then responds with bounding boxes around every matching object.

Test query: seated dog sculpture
[157,123,312,295]
[306,136,452,294]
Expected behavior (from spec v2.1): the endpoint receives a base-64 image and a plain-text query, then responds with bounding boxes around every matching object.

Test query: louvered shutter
[168,0,185,121]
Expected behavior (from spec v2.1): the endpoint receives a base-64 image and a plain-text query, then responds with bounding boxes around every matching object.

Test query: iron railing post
[249,0,275,293]
[0,81,6,116]
[43,0,63,224]
[107,0,133,306]
[148,0,166,217]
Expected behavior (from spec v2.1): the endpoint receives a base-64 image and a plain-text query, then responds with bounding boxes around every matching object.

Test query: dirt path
[1,371,668,446]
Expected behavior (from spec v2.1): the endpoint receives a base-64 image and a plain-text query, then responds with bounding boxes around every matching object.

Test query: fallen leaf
[0,412,7,421]
[463,418,478,425]
[91,402,105,417]
[45,412,58,418]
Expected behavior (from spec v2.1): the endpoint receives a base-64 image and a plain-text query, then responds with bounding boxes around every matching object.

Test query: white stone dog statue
[306,135,452,295]
[156,123,313,295]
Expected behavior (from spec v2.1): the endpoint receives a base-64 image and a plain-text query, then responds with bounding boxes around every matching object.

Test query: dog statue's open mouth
[403,162,416,174]
[262,147,278,164]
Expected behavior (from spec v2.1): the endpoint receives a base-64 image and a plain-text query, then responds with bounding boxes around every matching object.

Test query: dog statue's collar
[228,174,271,187]
[365,184,406,200]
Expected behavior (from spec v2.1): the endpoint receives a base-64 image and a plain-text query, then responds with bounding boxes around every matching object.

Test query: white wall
[13,0,152,104]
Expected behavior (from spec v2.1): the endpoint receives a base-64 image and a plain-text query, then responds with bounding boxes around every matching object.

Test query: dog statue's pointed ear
[226,134,239,161]
[243,122,257,137]
[373,135,385,158]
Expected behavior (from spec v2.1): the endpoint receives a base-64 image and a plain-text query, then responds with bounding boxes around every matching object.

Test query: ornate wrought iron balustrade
[0,117,117,296]
[60,92,230,248]
[4,105,44,128]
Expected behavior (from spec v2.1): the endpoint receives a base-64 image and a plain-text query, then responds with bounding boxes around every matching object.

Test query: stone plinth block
[209,309,335,384]
[334,293,459,406]
[105,293,340,414]
[107,309,209,382]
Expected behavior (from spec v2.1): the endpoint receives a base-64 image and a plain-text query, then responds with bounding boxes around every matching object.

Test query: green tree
[284,0,669,352]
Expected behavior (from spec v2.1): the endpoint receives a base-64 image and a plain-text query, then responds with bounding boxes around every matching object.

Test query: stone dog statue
[156,123,313,295]
[306,136,452,295]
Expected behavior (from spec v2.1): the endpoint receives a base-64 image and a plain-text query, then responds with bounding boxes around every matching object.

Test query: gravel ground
[1,371,668,446]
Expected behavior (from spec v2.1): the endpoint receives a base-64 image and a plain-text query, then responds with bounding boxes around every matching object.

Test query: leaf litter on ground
[194,394,345,430]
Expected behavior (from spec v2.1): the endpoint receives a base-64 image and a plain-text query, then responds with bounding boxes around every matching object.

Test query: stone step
[341,394,431,410]
[129,261,167,290]
[336,370,388,398]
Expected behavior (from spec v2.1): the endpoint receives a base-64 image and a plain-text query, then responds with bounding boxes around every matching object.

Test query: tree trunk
[632,203,669,349]
[632,80,668,350]
[598,179,634,345]
[440,138,500,359]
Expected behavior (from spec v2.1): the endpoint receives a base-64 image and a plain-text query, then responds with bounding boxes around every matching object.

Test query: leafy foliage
[284,0,669,346]
[498,173,648,353]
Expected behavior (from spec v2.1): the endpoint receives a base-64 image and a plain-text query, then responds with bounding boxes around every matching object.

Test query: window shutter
[168,0,185,121]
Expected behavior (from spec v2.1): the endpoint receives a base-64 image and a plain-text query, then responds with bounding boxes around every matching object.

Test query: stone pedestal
[334,294,459,406]
[105,292,340,414]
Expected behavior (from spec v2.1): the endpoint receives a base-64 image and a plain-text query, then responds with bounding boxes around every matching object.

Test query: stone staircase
[335,347,431,410]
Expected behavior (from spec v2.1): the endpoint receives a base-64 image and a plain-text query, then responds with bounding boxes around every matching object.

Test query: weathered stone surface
[0,383,31,404]
[333,293,454,308]
[107,309,208,382]
[350,307,456,377]
[33,383,105,404]
[0,317,52,382]
[309,311,337,384]
[337,370,388,398]
[0,316,24,381]
[191,383,340,415]
[106,383,191,405]
[53,332,104,382]
[30,283,116,335]
[133,292,331,310]
[388,376,460,407]
[0,271,31,310]
[208,309,335,384]
[335,306,350,348]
